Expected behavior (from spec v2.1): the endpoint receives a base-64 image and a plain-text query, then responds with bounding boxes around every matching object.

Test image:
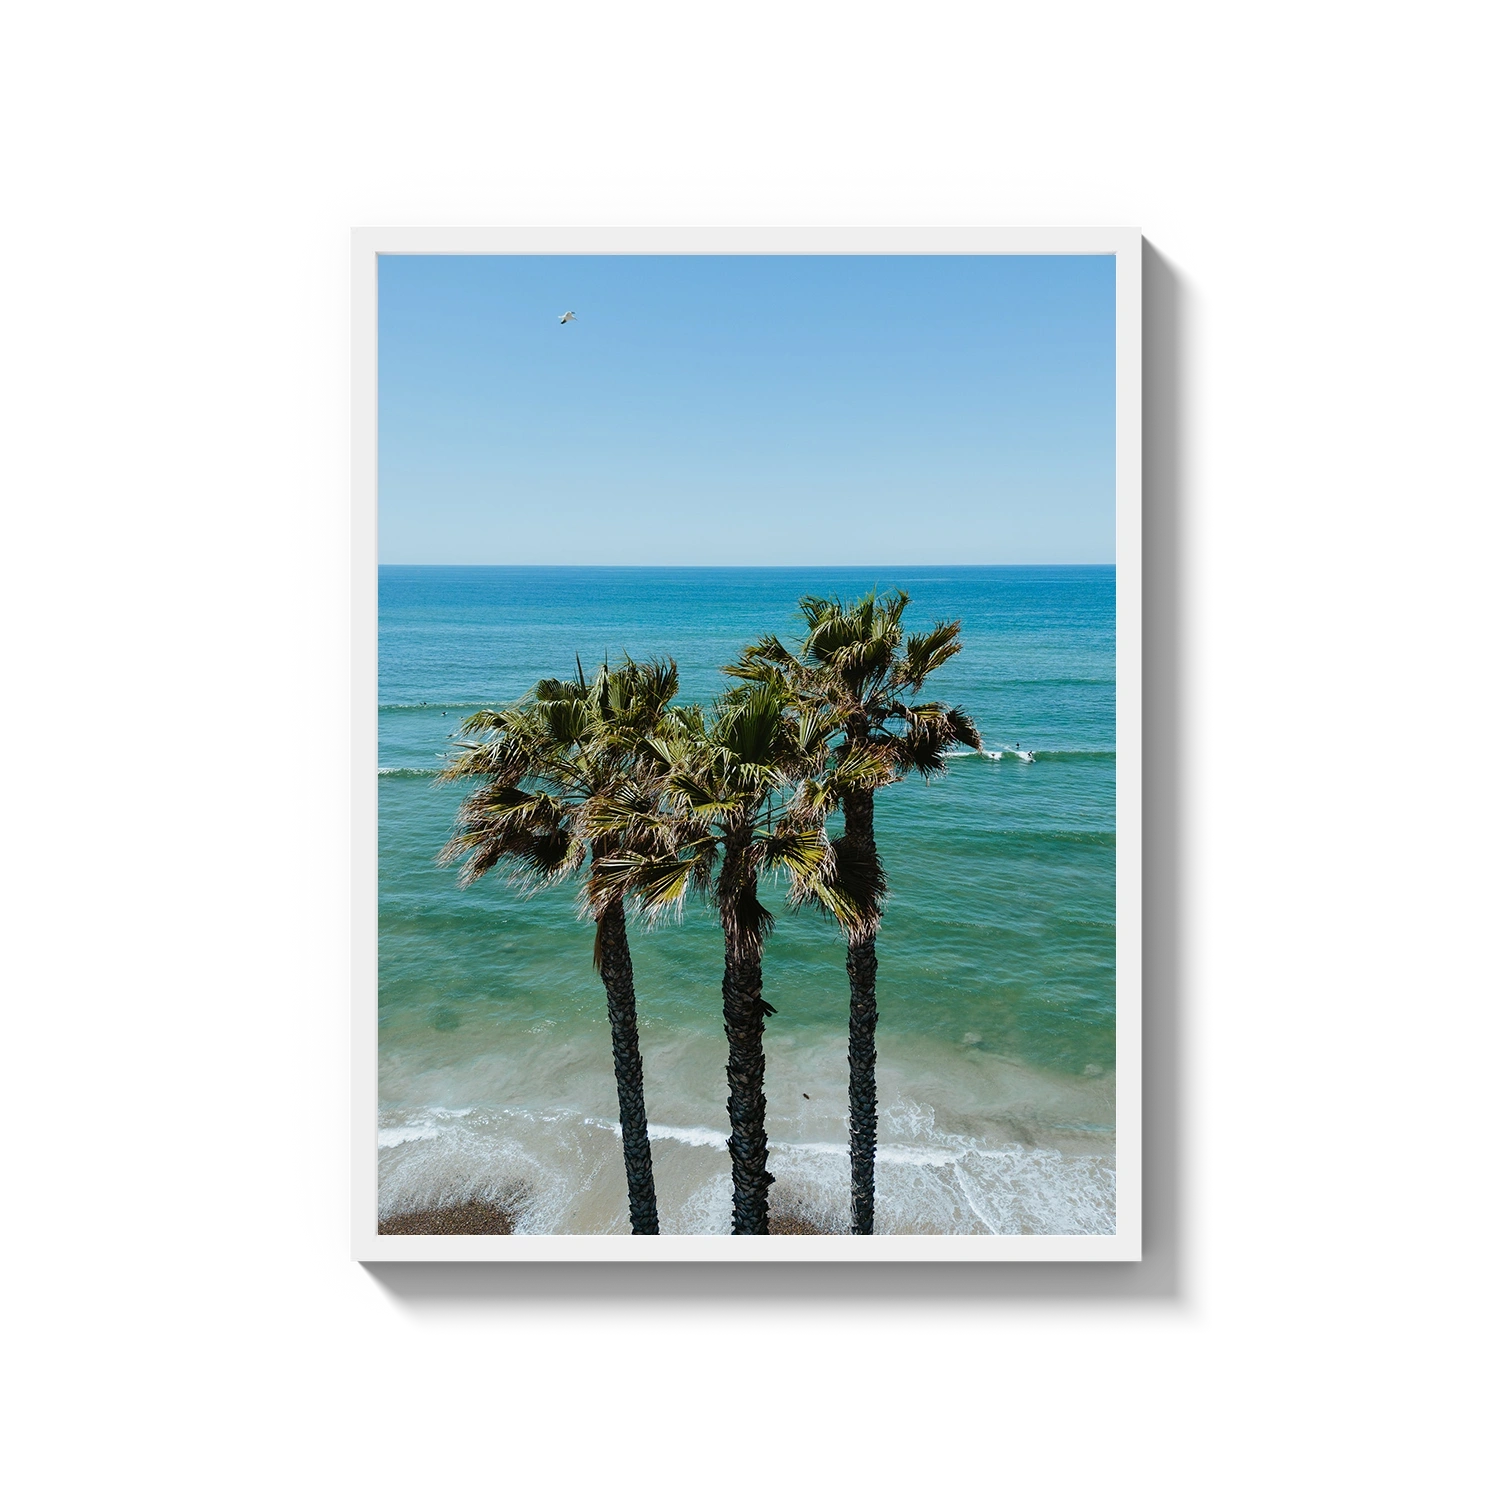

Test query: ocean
[377,565,1116,1234]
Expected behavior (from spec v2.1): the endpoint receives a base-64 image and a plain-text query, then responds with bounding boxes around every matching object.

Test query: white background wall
[5,5,1494,1494]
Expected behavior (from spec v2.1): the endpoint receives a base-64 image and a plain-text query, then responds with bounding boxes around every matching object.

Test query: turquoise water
[378,566,1116,1234]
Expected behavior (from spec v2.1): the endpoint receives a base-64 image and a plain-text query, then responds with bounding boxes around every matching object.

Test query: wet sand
[768,1205,837,1234]
[379,1200,514,1235]
[378,1197,835,1235]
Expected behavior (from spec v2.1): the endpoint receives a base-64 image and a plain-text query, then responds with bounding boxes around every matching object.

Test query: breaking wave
[945,747,1115,762]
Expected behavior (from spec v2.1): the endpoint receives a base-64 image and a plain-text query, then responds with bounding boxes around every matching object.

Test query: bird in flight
[559,310,577,325]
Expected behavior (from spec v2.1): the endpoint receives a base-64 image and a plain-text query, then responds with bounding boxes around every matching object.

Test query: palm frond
[897,619,963,688]
[711,684,790,766]
[886,704,982,779]
[659,702,706,736]
[583,786,694,863]
[800,589,909,667]
[941,704,981,750]
[438,817,585,892]
[891,725,950,779]
[877,589,911,631]
[832,740,899,793]
[476,783,572,825]
[892,701,981,747]
[720,662,785,693]
[438,653,700,911]
[722,882,776,946]
[790,704,837,758]
[723,633,801,684]
[789,832,886,938]
[665,764,743,821]
[786,771,843,821]
[588,848,714,924]
[537,696,591,746]
[626,656,680,717]
[457,707,509,733]
[755,825,832,884]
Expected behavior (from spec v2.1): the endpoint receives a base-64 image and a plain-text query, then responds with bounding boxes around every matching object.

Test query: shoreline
[376,1117,1115,1235]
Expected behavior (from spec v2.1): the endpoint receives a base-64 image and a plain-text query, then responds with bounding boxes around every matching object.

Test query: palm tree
[436,656,683,1235]
[588,684,870,1234]
[726,591,979,1234]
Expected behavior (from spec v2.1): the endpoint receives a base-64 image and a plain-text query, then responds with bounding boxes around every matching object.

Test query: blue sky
[378,255,1115,565]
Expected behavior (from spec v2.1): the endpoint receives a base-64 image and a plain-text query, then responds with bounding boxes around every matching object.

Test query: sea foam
[377,1097,1115,1236]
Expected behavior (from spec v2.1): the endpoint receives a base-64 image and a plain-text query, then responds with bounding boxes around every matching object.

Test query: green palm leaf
[896,620,963,688]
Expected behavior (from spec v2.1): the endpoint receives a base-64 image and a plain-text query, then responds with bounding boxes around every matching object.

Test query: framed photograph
[352,228,1141,1260]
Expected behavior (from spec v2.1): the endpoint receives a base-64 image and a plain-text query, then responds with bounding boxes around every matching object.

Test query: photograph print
[358,232,1140,1256]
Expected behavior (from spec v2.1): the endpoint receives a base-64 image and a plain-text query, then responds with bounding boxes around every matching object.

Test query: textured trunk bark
[723,939,773,1234]
[721,832,773,1234]
[596,899,659,1234]
[843,786,879,1235]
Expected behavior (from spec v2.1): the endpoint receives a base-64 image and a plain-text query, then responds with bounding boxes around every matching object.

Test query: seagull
[559,310,577,325]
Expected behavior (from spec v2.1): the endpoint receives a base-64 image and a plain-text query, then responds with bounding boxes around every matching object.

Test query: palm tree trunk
[843,787,879,1234]
[595,899,659,1234]
[720,835,774,1235]
[723,939,773,1233]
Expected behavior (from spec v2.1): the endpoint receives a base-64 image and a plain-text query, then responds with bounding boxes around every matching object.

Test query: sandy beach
[377,1196,832,1235]
[378,1200,515,1235]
